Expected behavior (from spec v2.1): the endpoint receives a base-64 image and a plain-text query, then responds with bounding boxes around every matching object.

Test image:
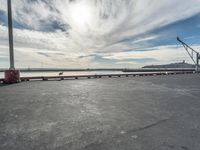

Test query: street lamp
[7,0,14,69]
[4,0,20,84]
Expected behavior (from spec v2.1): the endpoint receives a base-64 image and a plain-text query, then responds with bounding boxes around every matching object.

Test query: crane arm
[177,37,198,53]
[177,37,200,72]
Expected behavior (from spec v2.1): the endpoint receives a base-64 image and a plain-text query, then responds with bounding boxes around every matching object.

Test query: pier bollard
[4,69,20,84]
[43,77,48,81]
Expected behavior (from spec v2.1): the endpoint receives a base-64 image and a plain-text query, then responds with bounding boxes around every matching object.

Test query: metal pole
[196,53,199,73]
[7,0,15,69]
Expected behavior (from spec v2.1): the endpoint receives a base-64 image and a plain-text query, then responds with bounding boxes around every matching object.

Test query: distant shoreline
[0,62,196,72]
[0,68,195,73]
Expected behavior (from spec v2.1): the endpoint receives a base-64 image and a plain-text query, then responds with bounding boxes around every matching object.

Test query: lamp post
[7,0,14,69]
[4,0,20,84]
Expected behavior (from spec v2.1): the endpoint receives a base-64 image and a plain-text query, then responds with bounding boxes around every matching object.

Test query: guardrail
[0,71,195,84]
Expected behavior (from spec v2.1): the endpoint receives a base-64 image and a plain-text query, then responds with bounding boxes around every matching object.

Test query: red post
[4,69,20,84]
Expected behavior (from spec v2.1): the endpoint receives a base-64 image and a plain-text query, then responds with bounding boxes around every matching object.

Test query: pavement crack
[128,117,172,133]
[80,117,173,150]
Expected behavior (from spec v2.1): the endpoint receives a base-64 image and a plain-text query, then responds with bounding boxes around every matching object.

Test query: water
[0,71,128,78]
[0,70,173,79]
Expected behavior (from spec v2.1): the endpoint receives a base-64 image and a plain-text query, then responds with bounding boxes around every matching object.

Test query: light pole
[4,0,20,84]
[7,0,14,69]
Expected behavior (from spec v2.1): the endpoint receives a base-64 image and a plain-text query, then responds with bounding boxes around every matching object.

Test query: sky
[0,0,200,68]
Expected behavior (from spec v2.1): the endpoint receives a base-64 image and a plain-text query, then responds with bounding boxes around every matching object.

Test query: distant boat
[142,61,195,69]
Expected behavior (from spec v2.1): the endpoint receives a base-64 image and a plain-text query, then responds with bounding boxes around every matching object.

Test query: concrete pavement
[0,74,200,150]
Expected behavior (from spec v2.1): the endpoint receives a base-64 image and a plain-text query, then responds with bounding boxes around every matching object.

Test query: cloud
[0,0,200,68]
[100,45,200,66]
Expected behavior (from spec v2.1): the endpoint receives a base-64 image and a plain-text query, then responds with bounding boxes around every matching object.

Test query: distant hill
[142,61,195,69]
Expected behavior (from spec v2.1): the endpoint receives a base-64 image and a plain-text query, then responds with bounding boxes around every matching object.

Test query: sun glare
[69,2,92,28]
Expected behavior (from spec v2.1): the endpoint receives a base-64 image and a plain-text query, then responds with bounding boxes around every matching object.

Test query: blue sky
[0,0,200,68]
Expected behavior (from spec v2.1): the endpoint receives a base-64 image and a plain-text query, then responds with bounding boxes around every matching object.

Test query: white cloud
[101,45,200,66]
[0,0,200,68]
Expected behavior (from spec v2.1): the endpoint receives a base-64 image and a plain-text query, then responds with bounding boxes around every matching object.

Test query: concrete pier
[0,74,200,150]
